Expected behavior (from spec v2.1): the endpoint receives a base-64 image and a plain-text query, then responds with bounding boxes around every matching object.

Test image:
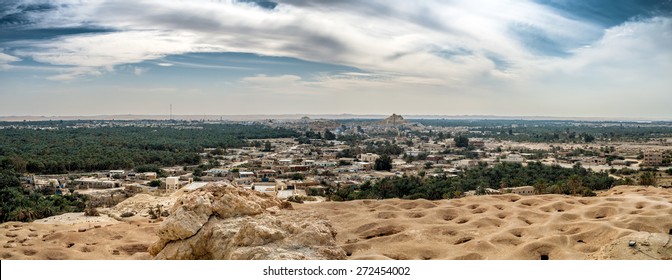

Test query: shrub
[581,188,596,197]
[84,204,99,216]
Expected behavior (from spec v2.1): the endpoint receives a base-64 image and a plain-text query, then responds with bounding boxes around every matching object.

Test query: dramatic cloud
[0,0,670,118]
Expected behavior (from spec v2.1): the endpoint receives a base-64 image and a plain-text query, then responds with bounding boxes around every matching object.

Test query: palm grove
[0,122,298,222]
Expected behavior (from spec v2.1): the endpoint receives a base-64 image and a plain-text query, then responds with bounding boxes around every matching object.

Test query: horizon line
[1,114,671,122]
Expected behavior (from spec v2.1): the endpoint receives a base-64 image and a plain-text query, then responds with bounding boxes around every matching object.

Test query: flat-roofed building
[503,186,535,195]
[239,171,256,178]
[359,153,380,162]
[109,170,125,178]
[643,151,663,166]
[582,157,607,165]
[166,176,180,192]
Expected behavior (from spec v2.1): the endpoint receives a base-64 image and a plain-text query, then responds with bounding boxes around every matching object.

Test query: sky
[0,0,671,119]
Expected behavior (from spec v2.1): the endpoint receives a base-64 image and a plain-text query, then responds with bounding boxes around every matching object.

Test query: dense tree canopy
[0,122,298,174]
[0,169,87,222]
[374,155,393,171]
[328,162,615,201]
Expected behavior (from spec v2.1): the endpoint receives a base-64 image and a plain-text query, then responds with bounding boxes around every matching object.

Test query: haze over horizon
[1,1,671,118]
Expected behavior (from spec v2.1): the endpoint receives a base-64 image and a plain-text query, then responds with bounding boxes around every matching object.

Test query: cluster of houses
[22,116,670,198]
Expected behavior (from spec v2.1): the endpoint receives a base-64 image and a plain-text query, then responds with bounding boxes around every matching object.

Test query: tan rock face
[150,184,345,260]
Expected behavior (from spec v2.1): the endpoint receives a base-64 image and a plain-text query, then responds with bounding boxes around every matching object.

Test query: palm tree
[551,184,566,195]
[533,179,547,195]
[567,175,583,196]
[639,172,656,186]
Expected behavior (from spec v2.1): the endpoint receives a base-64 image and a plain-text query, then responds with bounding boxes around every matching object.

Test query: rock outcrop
[149,184,346,260]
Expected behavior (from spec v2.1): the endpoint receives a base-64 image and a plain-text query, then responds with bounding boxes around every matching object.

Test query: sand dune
[1,185,671,260]
[297,186,672,260]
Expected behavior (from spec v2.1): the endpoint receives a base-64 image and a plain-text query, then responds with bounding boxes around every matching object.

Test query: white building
[109,170,125,177]
[359,153,380,162]
[239,171,256,178]
[503,186,535,195]
[166,176,180,192]
[502,154,525,163]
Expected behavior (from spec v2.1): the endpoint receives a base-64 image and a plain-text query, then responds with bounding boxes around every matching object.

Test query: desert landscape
[1,184,671,260]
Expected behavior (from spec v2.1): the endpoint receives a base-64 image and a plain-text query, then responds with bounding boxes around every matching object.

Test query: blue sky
[0,0,671,118]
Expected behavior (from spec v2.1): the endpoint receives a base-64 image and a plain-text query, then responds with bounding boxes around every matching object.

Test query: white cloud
[2,0,671,117]
[0,52,21,69]
[10,0,603,85]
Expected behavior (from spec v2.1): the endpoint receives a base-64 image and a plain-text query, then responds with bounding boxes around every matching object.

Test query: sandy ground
[0,214,160,260]
[297,185,672,260]
[1,185,671,260]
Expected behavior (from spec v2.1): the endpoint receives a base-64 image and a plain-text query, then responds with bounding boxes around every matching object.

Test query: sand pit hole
[454,253,484,260]
[494,204,505,210]
[578,199,592,205]
[467,204,480,210]
[540,254,549,260]
[376,212,396,219]
[66,242,75,248]
[439,209,458,221]
[577,240,585,244]
[456,218,469,224]
[668,229,672,235]
[510,230,523,238]
[519,199,539,207]
[406,212,426,218]
[472,208,487,214]
[497,213,507,219]
[1,252,12,259]
[23,249,37,256]
[586,207,617,220]
[383,253,409,260]
[361,225,403,240]
[518,217,534,225]
[443,214,457,221]
[117,244,149,255]
[454,237,473,245]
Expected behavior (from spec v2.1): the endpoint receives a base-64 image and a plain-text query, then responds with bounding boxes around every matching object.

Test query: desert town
[1,115,672,260]
[22,114,672,200]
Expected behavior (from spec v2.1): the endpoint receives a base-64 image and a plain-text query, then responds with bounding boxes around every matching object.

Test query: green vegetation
[0,169,87,222]
[291,173,305,180]
[0,122,298,174]
[415,119,672,143]
[327,162,614,201]
[374,155,393,171]
[0,121,298,223]
[454,135,469,147]
[639,172,657,186]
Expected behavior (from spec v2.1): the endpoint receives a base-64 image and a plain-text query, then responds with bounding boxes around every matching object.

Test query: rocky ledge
[149,184,345,260]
